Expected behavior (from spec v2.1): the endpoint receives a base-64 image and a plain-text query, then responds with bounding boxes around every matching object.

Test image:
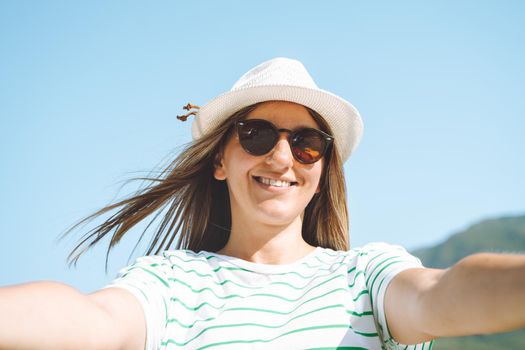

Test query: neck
[217,216,315,265]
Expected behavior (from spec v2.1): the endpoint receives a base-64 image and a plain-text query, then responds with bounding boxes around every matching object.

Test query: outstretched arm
[0,281,146,350]
[385,253,525,345]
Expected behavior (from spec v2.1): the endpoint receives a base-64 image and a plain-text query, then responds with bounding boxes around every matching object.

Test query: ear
[213,153,226,180]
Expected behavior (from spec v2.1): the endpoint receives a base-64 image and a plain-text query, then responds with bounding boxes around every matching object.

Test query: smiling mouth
[254,176,297,187]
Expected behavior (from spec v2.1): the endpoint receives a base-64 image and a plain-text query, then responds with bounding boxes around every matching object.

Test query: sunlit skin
[214,101,323,264]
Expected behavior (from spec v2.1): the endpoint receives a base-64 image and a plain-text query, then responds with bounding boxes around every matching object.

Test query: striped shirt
[106,242,434,350]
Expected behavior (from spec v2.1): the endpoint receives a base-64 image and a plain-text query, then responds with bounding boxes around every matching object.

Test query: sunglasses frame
[235,119,334,164]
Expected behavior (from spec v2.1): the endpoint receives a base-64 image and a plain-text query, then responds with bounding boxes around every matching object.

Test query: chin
[255,202,303,225]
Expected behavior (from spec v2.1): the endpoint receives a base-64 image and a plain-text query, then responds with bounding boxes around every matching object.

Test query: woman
[1,58,524,350]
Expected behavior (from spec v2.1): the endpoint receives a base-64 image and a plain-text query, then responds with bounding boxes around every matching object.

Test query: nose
[266,134,294,169]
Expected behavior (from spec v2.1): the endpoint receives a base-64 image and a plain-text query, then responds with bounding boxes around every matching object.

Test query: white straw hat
[192,57,363,162]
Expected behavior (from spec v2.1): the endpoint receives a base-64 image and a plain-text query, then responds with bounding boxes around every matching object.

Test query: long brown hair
[66,102,349,265]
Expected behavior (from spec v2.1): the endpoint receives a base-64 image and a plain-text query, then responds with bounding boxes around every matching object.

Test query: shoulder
[317,243,425,294]
[317,242,420,265]
[127,249,214,269]
[161,249,211,265]
[350,242,412,255]
[110,249,217,287]
[346,242,424,281]
[348,242,422,267]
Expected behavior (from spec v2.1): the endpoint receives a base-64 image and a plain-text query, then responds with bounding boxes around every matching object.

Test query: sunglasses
[236,119,334,164]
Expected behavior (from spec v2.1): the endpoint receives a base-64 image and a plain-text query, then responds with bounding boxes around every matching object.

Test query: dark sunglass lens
[291,129,326,163]
[238,120,278,155]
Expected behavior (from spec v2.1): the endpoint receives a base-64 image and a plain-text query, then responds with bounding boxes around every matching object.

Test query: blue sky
[1,1,523,292]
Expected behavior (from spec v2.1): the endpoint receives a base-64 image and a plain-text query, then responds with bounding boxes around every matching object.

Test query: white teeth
[258,177,292,187]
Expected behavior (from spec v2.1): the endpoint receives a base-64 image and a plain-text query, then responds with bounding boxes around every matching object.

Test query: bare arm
[0,281,145,350]
[385,253,525,345]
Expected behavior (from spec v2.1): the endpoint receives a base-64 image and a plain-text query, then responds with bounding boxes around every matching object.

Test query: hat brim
[193,85,363,162]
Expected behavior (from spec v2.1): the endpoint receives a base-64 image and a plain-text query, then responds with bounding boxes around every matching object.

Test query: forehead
[245,101,320,129]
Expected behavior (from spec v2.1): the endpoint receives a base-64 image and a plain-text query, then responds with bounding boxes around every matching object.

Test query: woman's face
[214,101,324,228]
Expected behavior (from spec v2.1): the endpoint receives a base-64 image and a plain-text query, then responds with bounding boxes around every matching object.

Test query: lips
[253,176,297,187]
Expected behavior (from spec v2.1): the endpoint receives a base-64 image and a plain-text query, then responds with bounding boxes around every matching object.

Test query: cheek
[220,142,254,179]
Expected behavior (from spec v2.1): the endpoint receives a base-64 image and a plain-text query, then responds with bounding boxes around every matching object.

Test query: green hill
[412,214,525,269]
[410,214,525,350]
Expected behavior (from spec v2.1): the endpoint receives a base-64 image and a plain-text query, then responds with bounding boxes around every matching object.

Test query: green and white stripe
[107,243,434,350]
